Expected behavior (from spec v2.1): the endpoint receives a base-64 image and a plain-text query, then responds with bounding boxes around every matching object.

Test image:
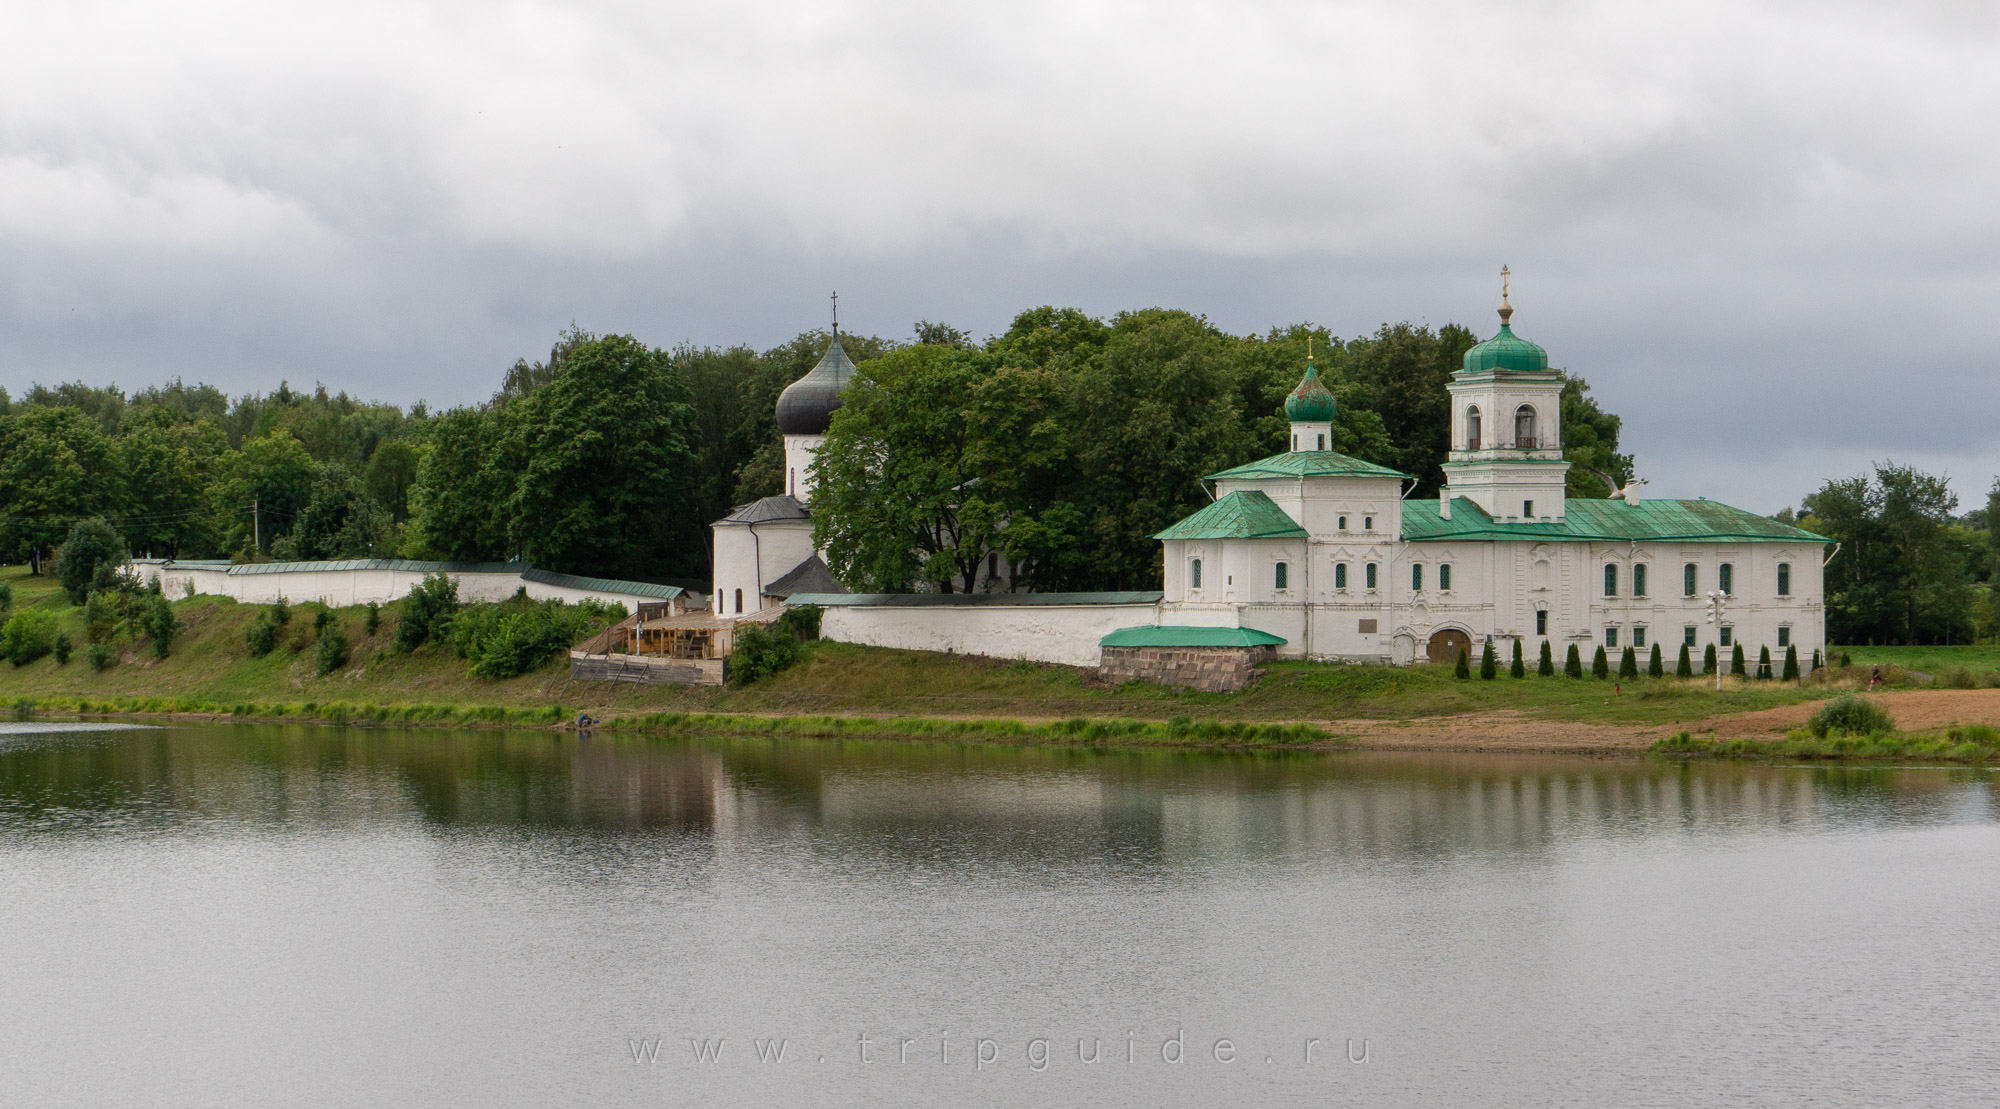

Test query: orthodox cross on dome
[830,290,839,335]
[1498,265,1514,325]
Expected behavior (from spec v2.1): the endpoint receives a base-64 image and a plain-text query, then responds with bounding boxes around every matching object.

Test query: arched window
[1412,564,1423,591]
[1719,563,1734,595]
[734,588,743,614]
[1514,405,1537,448]
[1633,564,1647,597]
[1275,562,1288,590]
[1465,406,1482,450]
[788,468,795,495]
[1777,563,1791,596]
[1292,432,1299,451]
[1604,564,1618,597]
[1334,563,1347,589]
[1440,563,1452,591]
[1684,563,1698,596]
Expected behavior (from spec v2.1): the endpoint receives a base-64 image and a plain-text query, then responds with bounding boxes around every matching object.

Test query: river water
[1,721,1996,1108]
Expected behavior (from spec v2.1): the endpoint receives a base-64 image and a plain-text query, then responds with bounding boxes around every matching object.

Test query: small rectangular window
[1684,626,1697,647]
[1316,433,1325,451]
[1523,499,1534,518]
[1536,610,1547,636]
[1440,564,1452,591]
[1777,562,1791,597]
[1633,626,1647,649]
[1720,625,1734,647]
[1719,563,1734,595]
[1604,564,1618,597]
[1684,563,1697,596]
[1275,562,1288,590]
[1190,559,1202,589]
[1633,564,1647,597]
[1606,627,1619,649]
[1365,563,1377,589]
[1778,626,1791,647]
[1412,564,1423,591]
[1334,563,1347,589]
[1358,619,1378,634]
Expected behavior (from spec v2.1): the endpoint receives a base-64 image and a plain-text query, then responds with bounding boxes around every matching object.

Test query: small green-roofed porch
[1100,625,1287,648]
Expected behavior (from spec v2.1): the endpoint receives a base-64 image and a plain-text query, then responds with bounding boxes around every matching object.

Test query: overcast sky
[4,0,1998,512]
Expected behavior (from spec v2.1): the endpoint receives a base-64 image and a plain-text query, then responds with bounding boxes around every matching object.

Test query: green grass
[1653,723,2000,764]
[1831,644,2000,677]
[0,563,1856,740]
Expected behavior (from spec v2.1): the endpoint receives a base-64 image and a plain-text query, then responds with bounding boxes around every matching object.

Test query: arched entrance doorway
[1426,629,1471,665]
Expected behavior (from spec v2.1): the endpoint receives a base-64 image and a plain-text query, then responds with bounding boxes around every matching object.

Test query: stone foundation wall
[569,653,723,687]
[1099,644,1275,692]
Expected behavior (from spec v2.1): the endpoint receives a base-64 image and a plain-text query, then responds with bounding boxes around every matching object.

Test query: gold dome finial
[1498,265,1513,325]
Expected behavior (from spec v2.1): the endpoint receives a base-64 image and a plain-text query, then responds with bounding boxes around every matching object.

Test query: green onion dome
[1460,302,1548,374]
[1284,359,1338,422]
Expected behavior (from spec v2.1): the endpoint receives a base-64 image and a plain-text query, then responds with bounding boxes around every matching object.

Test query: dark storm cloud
[3,0,1997,511]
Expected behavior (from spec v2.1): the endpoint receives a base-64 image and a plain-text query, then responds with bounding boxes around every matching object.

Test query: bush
[1704,643,1717,674]
[396,573,460,652]
[1782,645,1800,682]
[1538,640,1554,677]
[1676,643,1694,678]
[246,617,279,658]
[1618,647,1638,680]
[451,596,620,679]
[363,601,381,636]
[1730,643,1746,677]
[1454,646,1470,679]
[86,640,116,671]
[317,624,351,676]
[1648,644,1663,678]
[53,632,72,665]
[727,624,801,686]
[0,582,11,611]
[1756,645,1773,680]
[1479,639,1498,680]
[1808,694,1895,739]
[56,518,129,605]
[1591,645,1609,679]
[1564,643,1583,679]
[270,597,293,626]
[313,606,332,635]
[1,609,59,666]
[1936,665,1977,689]
[1509,639,1525,678]
[776,604,823,642]
[141,595,177,659]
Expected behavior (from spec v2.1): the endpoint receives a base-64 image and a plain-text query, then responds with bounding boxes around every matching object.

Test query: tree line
[0,306,1632,588]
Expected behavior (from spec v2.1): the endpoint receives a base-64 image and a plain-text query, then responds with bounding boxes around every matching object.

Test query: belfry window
[1604,564,1618,597]
[1316,432,1325,451]
[1514,405,1537,449]
[1465,406,1482,450]
[1190,559,1202,589]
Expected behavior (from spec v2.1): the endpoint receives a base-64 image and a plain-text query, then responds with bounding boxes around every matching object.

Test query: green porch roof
[1153,490,1307,541]
[1403,497,1833,544]
[1204,451,1407,482]
[1100,625,1286,648]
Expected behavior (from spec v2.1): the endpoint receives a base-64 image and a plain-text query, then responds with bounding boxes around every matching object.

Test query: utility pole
[253,496,260,553]
[1705,589,1727,691]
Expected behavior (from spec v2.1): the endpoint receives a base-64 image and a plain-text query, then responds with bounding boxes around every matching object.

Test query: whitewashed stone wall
[818,602,1162,669]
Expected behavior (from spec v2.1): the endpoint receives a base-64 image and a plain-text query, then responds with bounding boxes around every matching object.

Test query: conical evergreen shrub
[1756,645,1773,680]
[1479,639,1498,680]
[1648,644,1663,678]
[1455,646,1470,679]
[1565,643,1583,678]
[1676,642,1693,678]
[1592,645,1609,679]
[1538,640,1555,677]
[1618,646,1639,679]
[1703,643,1717,675]
[1810,649,1822,673]
[1730,642,1746,676]
[1782,644,1800,681]
[1510,639,1525,678]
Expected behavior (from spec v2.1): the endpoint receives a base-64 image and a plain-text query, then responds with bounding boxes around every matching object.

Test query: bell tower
[1441,268,1570,520]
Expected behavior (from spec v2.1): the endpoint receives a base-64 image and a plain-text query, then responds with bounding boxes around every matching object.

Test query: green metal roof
[1460,321,1549,374]
[1100,625,1286,648]
[1153,491,1307,541]
[227,558,525,576]
[790,591,1163,607]
[1203,451,1408,482]
[520,567,685,599]
[1403,497,1833,544]
[1282,359,1338,422]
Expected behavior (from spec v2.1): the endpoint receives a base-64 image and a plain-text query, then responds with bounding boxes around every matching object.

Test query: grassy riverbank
[1652,723,2000,764]
[0,563,1969,748]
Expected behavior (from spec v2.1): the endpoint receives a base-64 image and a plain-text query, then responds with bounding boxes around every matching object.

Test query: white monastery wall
[135,562,681,612]
[819,602,1162,669]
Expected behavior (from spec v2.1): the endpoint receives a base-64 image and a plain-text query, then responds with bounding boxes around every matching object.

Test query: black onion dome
[775,335,857,435]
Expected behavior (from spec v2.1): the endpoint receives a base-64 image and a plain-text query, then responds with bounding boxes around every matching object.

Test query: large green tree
[209,431,320,555]
[272,463,395,561]
[116,408,227,557]
[1803,462,1973,644]
[1346,322,1478,493]
[0,406,122,566]
[406,408,511,561]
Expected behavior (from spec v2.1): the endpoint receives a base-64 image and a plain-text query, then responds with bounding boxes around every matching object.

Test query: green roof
[1153,491,1307,541]
[227,558,525,576]
[1404,497,1833,544]
[1461,320,1550,375]
[1283,359,1338,422]
[1100,625,1287,648]
[790,591,1162,607]
[1203,452,1408,482]
[520,567,685,599]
